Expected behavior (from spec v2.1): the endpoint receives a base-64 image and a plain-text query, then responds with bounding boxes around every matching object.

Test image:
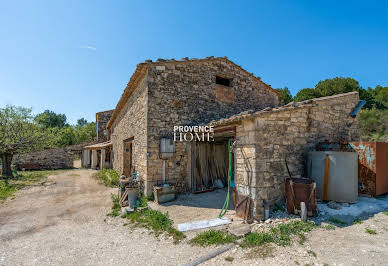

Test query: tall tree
[315,77,360,96]
[77,118,88,127]
[276,87,293,105]
[294,88,321,102]
[0,106,48,177]
[34,110,67,128]
[374,86,388,108]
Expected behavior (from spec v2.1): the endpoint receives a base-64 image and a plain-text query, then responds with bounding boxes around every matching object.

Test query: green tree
[74,122,97,143]
[294,88,321,102]
[50,122,97,147]
[315,77,360,96]
[52,126,77,147]
[276,87,293,105]
[35,110,67,128]
[359,109,388,141]
[374,86,388,108]
[0,106,48,177]
[291,77,387,141]
[77,118,88,127]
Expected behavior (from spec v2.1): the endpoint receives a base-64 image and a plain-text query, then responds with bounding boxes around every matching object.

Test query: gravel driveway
[1,169,387,266]
[0,169,209,266]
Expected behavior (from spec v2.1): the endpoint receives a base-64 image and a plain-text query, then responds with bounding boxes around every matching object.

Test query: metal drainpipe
[163,160,166,185]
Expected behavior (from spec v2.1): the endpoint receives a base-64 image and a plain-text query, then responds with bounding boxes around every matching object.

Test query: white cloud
[80,45,97,51]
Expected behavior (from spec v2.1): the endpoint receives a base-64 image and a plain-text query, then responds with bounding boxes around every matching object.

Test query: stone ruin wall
[235,92,360,220]
[96,110,114,142]
[12,143,89,170]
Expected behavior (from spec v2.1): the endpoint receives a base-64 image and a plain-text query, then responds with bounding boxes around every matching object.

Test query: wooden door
[123,141,133,176]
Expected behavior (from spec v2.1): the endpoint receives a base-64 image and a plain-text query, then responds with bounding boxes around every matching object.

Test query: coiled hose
[218,139,232,218]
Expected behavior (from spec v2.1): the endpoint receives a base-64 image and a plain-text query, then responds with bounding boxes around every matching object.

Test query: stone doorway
[123,138,133,176]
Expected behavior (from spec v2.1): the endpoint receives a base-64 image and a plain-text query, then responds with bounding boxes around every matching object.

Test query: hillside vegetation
[276,77,388,141]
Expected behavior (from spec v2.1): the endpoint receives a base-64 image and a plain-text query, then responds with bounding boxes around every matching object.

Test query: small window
[216,76,231,87]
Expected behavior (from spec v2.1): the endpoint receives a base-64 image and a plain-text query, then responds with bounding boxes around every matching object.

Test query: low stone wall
[13,143,92,170]
[234,92,360,220]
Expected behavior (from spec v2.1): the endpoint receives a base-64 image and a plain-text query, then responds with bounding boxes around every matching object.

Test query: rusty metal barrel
[285,177,318,216]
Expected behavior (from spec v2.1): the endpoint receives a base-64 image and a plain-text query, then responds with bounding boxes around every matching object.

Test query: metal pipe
[351,100,366,118]
[185,244,235,266]
[163,160,166,184]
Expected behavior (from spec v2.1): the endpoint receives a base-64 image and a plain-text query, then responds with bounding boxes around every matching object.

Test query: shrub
[122,208,185,244]
[241,232,273,247]
[324,225,336,230]
[95,169,119,187]
[107,194,121,217]
[242,221,316,248]
[365,228,377,235]
[189,230,236,247]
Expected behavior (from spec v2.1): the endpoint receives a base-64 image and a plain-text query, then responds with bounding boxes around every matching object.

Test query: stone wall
[145,58,279,195]
[12,143,88,170]
[96,110,114,142]
[234,92,360,220]
[110,76,148,183]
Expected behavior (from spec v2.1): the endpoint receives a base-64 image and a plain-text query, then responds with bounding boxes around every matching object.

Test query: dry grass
[365,228,377,235]
[1,170,62,202]
[242,221,316,248]
[245,244,275,259]
[189,230,236,247]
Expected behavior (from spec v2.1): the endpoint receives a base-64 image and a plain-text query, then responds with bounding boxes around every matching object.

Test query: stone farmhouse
[83,56,361,220]
[82,110,114,169]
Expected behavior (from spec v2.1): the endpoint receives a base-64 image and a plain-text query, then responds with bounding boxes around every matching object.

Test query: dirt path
[0,169,208,266]
[204,212,388,266]
[1,169,387,265]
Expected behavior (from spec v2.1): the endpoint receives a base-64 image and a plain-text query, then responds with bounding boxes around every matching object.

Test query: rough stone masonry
[107,57,279,195]
[106,56,360,221]
[210,91,360,220]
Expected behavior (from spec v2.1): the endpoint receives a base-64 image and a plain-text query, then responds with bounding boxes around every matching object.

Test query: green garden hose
[218,139,232,218]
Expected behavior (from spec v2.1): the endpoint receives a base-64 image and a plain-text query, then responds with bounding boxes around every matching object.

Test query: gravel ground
[0,169,209,266]
[204,212,388,266]
[1,169,387,266]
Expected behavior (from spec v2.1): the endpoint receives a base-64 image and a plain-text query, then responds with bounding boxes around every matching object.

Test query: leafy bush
[359,109,388,141]
[189,230,236,247]
[95,169,119,187]
[122,208,185,244]
[324,225,336,230]
[242,232,273,247]
[107,194,121,217]
[241,221,316,248]
[137,195,148,207]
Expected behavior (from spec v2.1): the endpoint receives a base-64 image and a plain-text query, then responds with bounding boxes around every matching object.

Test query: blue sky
[1,1,388,124]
